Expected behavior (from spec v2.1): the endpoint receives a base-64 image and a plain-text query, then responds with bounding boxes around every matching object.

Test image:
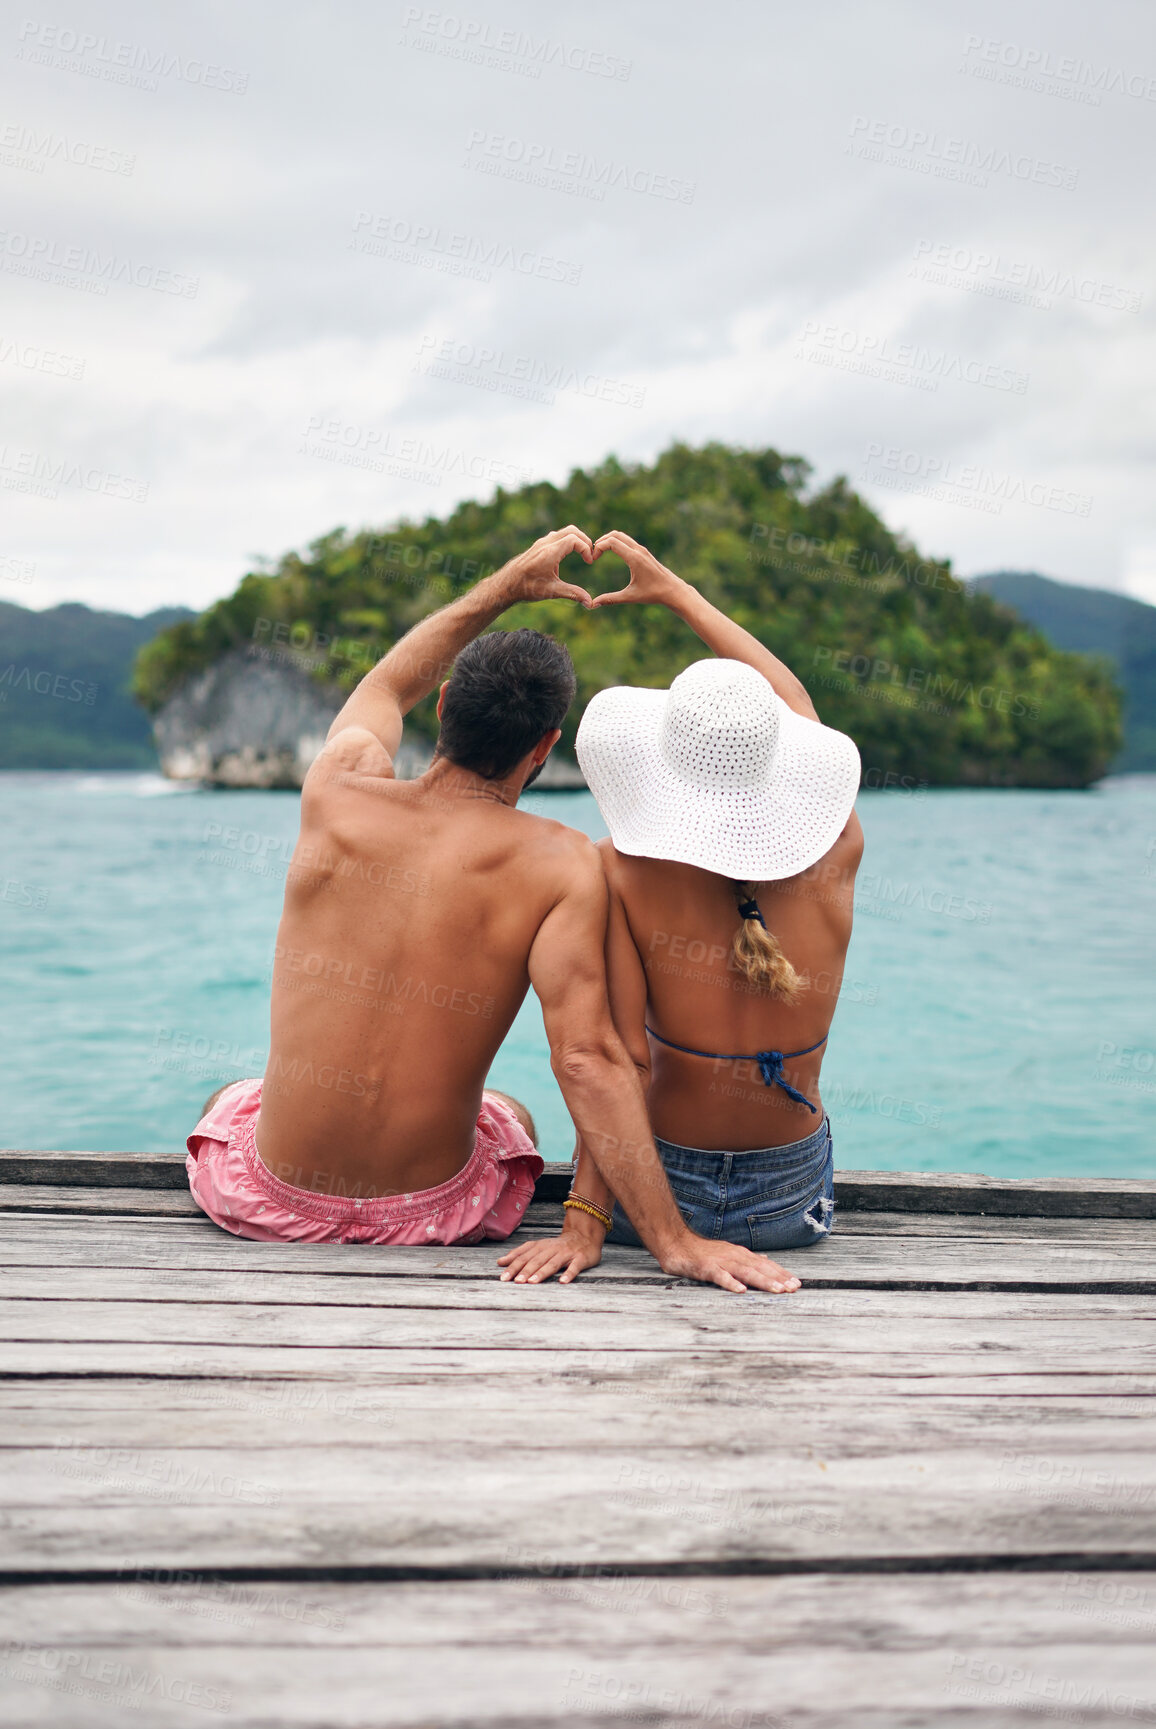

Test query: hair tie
[737,898,766,928]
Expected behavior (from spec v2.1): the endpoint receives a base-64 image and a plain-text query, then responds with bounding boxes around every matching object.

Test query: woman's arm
[591,529,819,721]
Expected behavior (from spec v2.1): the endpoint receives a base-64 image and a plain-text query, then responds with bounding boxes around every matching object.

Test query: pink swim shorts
[185,1077,543,1246]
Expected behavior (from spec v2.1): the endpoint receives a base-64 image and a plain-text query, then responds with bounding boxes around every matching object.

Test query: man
[186,527,794,1293]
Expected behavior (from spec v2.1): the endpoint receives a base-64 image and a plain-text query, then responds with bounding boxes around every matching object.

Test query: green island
[134,441,1122,787]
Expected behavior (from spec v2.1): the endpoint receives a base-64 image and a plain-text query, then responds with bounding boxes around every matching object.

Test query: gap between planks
[4,1553,1156,1589]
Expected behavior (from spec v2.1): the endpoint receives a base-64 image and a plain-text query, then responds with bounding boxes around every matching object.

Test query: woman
[498,530,863,1287]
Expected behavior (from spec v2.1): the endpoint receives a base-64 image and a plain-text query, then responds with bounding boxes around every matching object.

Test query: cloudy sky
[3,0,1154,615]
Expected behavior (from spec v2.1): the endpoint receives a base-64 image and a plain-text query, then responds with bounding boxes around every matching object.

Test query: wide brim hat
[576,658,861,881]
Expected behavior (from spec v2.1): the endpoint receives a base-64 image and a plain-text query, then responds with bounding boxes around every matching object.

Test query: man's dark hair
[436,629,577,782]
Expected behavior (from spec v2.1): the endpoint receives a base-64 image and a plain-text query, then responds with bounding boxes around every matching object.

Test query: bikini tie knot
[755,1050,815,1110]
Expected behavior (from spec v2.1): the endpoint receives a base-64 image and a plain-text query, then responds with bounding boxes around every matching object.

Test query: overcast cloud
[2,0,1154,613]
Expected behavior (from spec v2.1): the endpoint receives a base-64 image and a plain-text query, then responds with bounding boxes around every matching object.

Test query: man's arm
[590,530,819,721]
[325,526,596,757]
[498,873,646,1283]
[568,876,650,1212]
[499,841,801,1294]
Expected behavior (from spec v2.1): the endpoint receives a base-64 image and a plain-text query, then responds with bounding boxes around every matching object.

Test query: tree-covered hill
[971,571,1156,772]
[134,443,1122,788]
[0,600,194,768]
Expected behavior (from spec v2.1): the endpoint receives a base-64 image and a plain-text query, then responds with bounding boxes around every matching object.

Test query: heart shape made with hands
[556,532,647,609]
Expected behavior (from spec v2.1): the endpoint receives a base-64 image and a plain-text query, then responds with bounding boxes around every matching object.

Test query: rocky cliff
[152,647,586,789]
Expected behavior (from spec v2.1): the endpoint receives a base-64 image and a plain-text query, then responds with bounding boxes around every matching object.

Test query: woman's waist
[653,1113,832,1181]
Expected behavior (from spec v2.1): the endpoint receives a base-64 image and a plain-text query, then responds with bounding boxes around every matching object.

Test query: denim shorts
[607,1116,835,1253]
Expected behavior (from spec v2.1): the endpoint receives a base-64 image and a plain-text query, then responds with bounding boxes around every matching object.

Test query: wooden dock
[1,1150,1154,1727]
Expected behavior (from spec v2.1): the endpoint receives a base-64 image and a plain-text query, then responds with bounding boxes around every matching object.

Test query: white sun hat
[576,658,861,881]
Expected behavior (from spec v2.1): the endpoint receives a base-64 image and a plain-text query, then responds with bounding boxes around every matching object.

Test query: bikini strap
[645,1028,827,1113]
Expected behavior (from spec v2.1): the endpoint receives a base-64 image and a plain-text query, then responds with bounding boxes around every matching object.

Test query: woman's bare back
[604,815,864,1150]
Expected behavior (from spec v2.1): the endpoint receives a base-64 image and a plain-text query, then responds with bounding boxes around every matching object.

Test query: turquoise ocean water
[2,772,1154,1176]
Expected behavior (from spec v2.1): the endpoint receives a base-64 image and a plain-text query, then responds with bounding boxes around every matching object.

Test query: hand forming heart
[505,526,682,612]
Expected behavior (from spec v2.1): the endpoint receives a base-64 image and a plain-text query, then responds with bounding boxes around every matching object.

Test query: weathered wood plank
[5,1366,1153,1410]
[3,1265,1156,1318]
[6,1149,1156,1216]
[1,1215,1152,1290]
[2,1652,1154,1729]
[4,1294,1155,1353]
[0,1187,201,1217]
[0,1212,674,1284]
[3,1380,1152,1455]
[2,1435,1154,1572]
[6,1338,1147,1393]
[0,1150,188,1189]
[3,1575,1156,1728]
[832,1169,1156,1219]
[18,1262,1154,1321]
[7,1180,1155,1249]
[2,1571,1153,1647]
[833,1213,1156,1243]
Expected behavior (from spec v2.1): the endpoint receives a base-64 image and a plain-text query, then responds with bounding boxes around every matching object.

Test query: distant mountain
[0,600,194,768]
[970,572,1156,772]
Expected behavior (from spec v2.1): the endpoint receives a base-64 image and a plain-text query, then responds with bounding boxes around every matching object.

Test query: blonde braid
[731,882,802,1001]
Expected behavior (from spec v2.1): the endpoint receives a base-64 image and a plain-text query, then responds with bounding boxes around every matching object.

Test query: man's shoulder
[518,809,601,873]
[303,729,398,809]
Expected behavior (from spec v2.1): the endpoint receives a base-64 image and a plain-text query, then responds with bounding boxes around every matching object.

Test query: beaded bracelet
[563,1195,613,1230]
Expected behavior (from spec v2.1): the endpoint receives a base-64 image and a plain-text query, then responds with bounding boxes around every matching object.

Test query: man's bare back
[257,730,593,1198]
